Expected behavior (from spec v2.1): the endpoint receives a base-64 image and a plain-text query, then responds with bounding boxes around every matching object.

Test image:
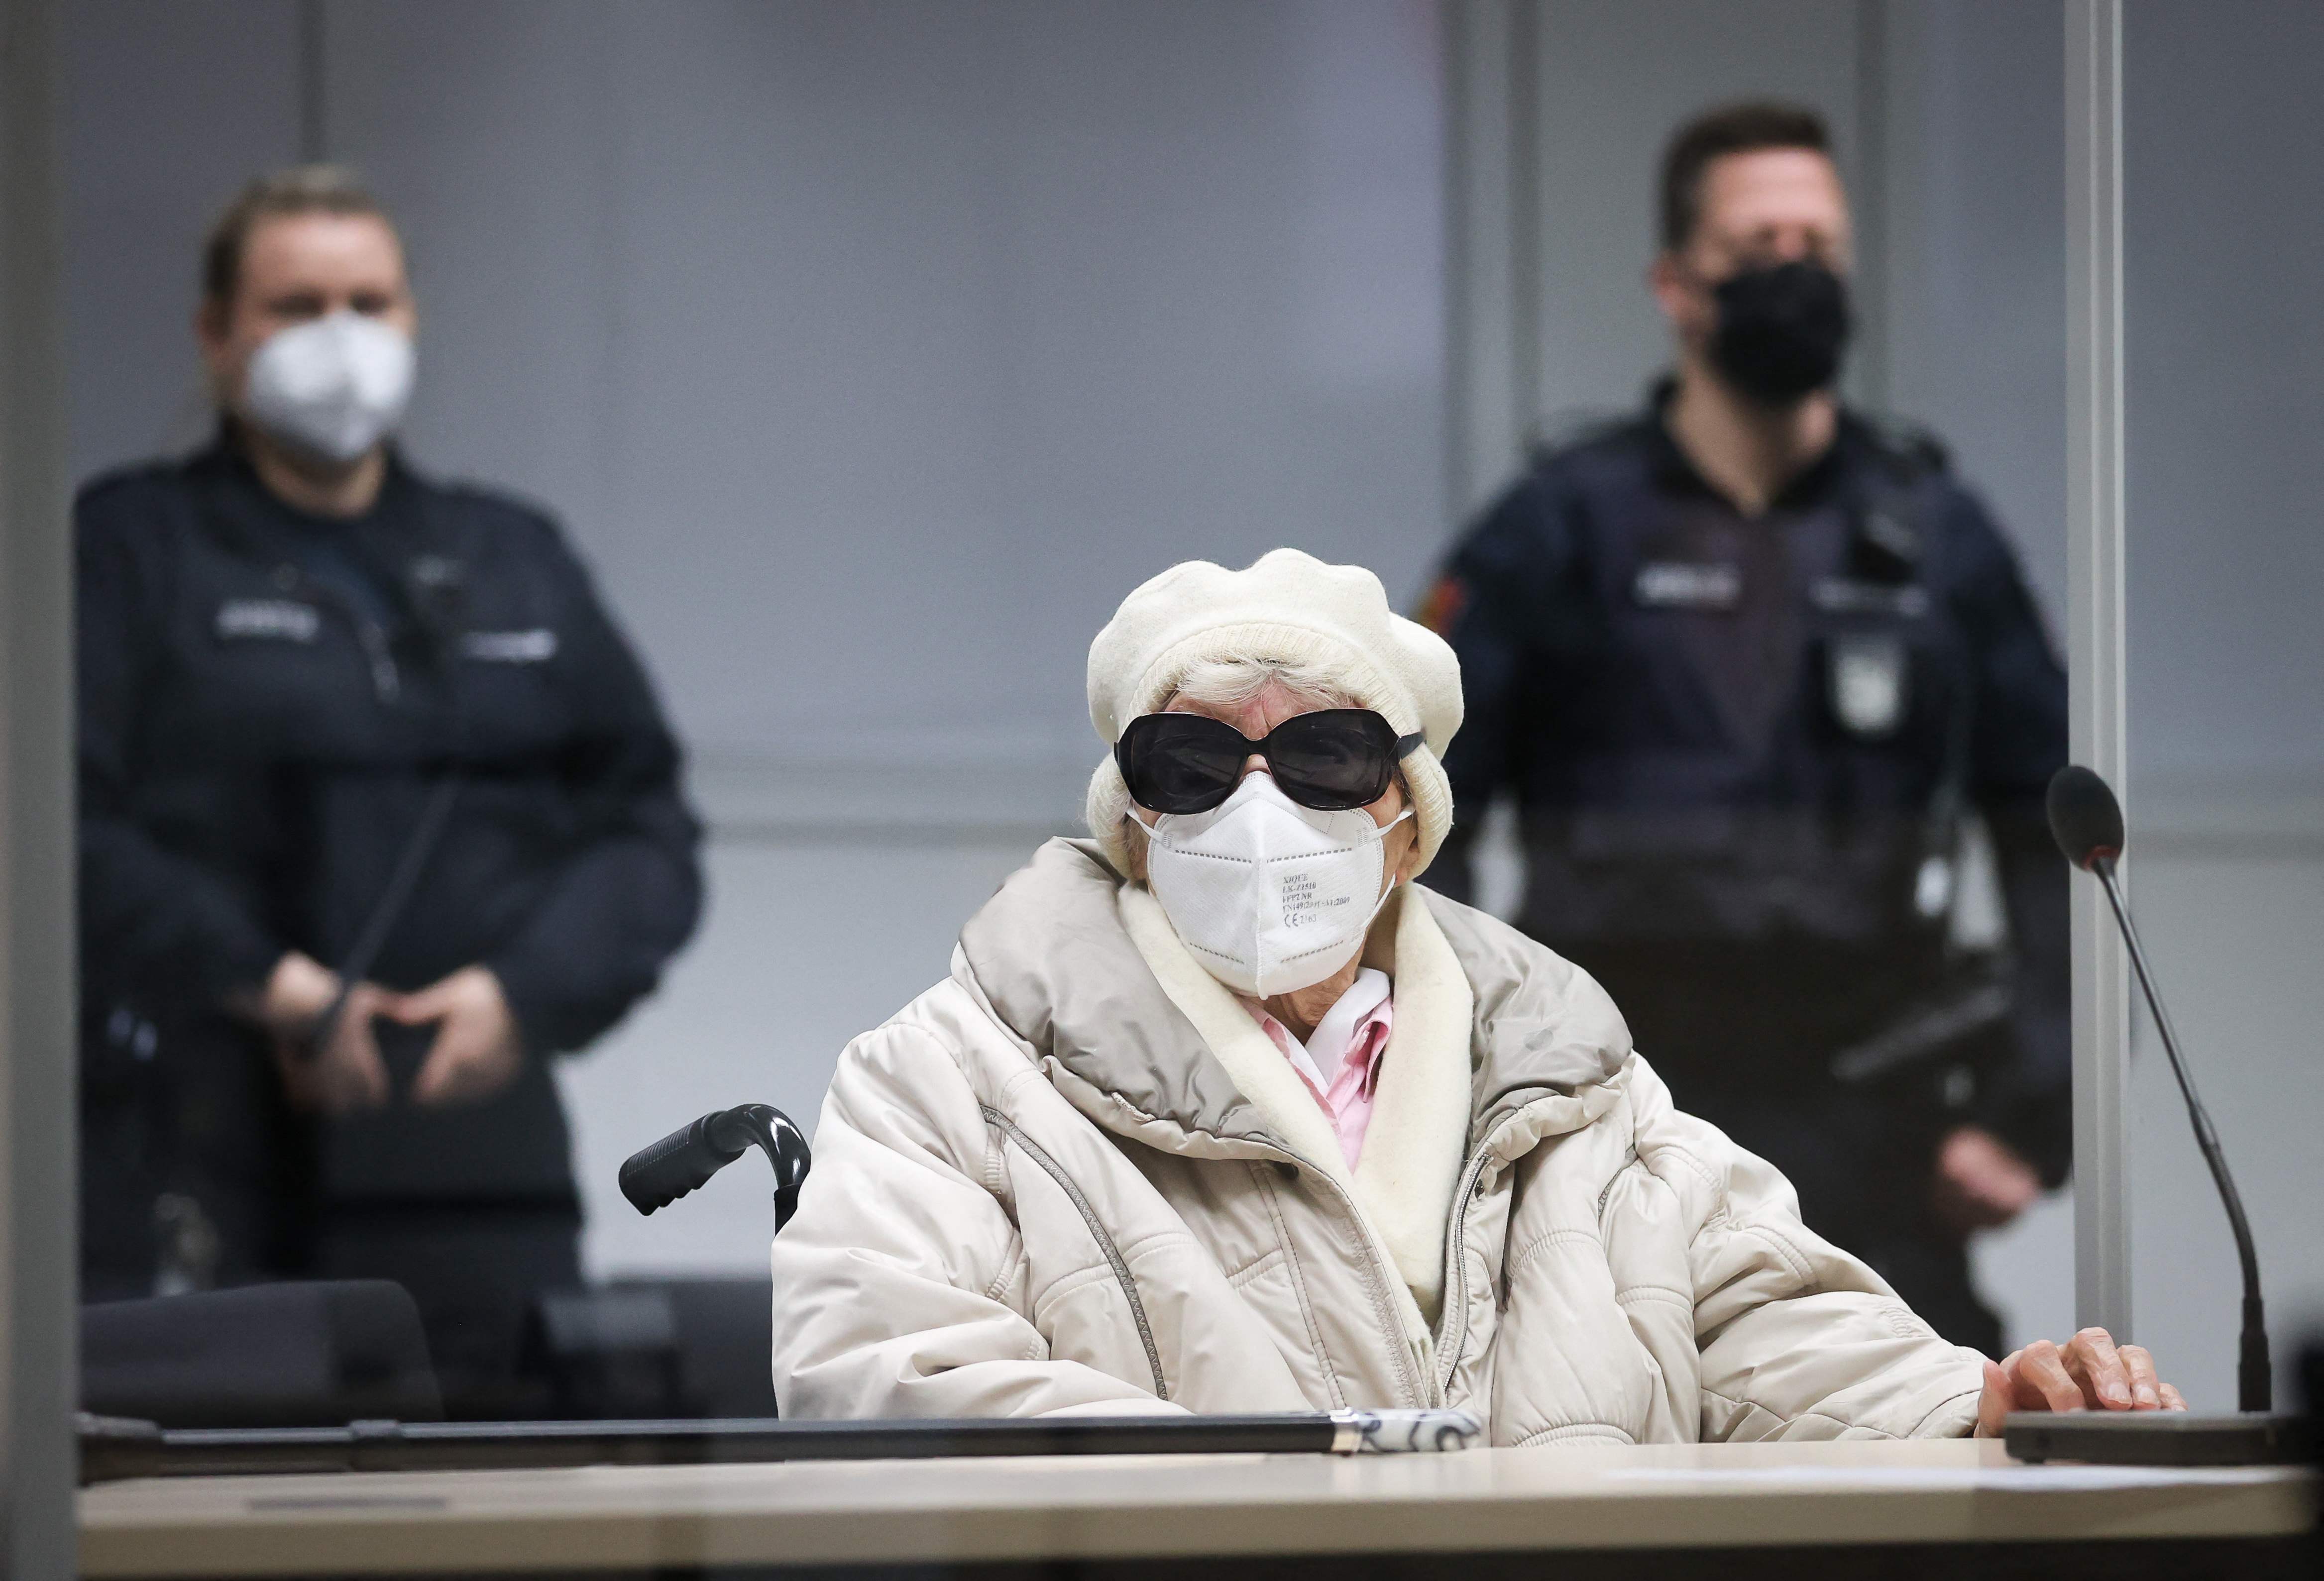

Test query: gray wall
[1879,0,2067,622]
[2125,0,2324,789]
[75,0,1450,767]
[60,0,302,478]
[342,0,1449,767]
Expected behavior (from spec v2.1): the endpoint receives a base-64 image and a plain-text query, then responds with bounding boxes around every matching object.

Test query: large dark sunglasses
[1115,708,1423,815]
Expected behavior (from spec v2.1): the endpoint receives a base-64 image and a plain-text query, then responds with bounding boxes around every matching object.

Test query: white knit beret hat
[1084,548,1463,877]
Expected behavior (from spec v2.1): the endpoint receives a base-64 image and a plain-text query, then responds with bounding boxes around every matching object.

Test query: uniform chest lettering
[215,598,321,643]
[1812,577,1930,620]
[461,628,558,664]
[1632,561,1741,611]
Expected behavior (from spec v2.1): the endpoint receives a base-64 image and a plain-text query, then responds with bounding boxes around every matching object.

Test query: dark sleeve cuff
[486,952,589,1058]
[486,943,650,1060]
[191,912,289,1013]
[1978,1086,2073,1190]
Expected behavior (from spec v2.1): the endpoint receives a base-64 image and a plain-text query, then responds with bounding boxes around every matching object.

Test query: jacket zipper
[355,621,401,704]
[280,566,400,704]
[981,1105,1169,1402]
[1264,1146,1436,1408]
[1434,1119,1630,1395]
[979,1104,1435,1407]
[1435,1147,1496,1395]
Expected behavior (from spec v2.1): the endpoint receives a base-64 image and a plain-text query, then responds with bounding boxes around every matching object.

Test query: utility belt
[1549,931,2008,1103]
[1518,815,1955,949]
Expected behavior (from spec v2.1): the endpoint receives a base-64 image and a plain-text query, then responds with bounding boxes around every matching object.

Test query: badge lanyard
[297,485,472,1062]
[185,463,474,1065]
[297,773,463,1061]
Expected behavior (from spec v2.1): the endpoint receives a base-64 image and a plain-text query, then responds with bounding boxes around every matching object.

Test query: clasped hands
[249,952,524,1114]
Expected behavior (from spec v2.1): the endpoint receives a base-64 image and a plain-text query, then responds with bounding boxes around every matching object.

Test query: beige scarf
[1117,881,1473,1332]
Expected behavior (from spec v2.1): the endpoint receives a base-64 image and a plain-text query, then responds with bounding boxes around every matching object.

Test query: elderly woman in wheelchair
[764,549,2180,1440]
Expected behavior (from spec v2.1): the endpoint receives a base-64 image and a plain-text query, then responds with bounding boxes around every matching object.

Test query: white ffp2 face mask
[1144,771,1411,999]
[240,310,416,464]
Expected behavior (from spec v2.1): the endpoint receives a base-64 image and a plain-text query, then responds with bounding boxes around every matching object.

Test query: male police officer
[77,167,702,1410]
[1421,103,2067,1353]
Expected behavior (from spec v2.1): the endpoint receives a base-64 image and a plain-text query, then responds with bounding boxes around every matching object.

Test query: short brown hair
[1657,101,1831,252]
[200,164,396,310]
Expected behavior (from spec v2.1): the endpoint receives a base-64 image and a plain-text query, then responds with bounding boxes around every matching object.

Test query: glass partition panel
[2119,0,2324,1411]
[60,0,2214,1443]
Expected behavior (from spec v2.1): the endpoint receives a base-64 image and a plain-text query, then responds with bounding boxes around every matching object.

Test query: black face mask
[1708,260,1851,406]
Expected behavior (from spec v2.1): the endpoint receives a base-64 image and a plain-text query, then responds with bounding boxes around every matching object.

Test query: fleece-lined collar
[957,841,1276,1151]
[953,838,1635,1311]
[1116,876,1471,1320]
[959,836,1632,1121]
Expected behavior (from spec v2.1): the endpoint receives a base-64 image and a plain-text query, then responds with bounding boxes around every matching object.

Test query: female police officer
[77,167,702,1412]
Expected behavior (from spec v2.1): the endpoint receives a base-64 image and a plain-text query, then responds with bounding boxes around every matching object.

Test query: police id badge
[1827,632,1908,738]
[1632,560,1742,611]
[214,598,320,642]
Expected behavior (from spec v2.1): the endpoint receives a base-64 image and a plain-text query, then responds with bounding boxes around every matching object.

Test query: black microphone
[2047,765,2269,1413]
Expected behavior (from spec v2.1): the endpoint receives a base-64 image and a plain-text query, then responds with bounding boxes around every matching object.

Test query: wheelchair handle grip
[619,1114,744,1216]
[619,1104,813,1230]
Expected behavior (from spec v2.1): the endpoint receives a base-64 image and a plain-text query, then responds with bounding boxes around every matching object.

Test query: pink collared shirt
[1238,968,1394,1170]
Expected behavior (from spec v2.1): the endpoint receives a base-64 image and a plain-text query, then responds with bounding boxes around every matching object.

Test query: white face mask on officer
[240,310,416,465]
[1144,771,1411,999]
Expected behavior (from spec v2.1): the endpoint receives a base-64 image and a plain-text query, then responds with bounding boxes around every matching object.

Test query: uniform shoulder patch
[1415,573,1468,635]
[1528,407,1647,468]
[75,461,196,542]
[1855,411,1951,478]
[427,476,566,541]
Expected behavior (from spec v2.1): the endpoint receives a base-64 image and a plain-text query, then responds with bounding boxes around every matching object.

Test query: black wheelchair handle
[619,1104,812,1231]
[618,1114,742,1215]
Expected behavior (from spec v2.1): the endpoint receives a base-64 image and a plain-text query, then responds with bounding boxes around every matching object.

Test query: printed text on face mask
[1278,871,1355,928]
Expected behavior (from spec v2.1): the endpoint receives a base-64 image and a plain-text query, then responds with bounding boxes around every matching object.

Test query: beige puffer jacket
[771,840,1985,1444]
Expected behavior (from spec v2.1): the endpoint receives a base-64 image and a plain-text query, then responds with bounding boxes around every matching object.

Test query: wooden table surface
[80,1436,2316,1577]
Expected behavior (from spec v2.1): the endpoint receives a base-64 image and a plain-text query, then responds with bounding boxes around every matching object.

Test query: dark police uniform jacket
[1423,389,2070,1218]
[77,440,703,1290]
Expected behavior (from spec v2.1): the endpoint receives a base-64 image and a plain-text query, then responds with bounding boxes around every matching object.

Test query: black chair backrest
[82,1280,442,1428]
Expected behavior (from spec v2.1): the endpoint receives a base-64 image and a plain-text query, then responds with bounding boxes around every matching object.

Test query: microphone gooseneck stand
[2044,762,2272,1420]
[2085,851,2269,1414]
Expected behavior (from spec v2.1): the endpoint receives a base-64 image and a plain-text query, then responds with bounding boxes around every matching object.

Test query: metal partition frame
[1442,0,1537,525]
[2064,0,2133,1340]
[0,0,79,1571]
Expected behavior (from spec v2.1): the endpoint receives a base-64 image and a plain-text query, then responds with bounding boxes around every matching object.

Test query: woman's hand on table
[1973,1326,2187,1436]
